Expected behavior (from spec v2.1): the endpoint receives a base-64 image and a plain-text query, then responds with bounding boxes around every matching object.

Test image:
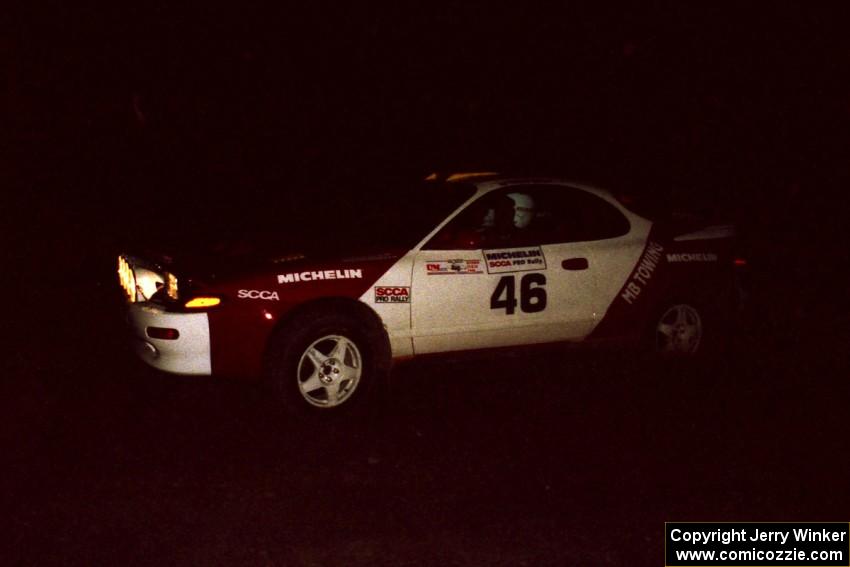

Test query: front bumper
[127,303,212,375]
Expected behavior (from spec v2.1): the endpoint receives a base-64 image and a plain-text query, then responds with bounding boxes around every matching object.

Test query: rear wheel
[653,303,705,355]
[265,309,389,418]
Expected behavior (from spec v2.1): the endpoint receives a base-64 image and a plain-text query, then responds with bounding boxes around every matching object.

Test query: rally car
[118,173,743,416]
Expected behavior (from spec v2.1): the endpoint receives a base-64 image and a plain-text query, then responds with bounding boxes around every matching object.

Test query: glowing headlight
[134,267,163,301]
[117,255,179,302]
[165,272,178,300]
[117,255,137,302]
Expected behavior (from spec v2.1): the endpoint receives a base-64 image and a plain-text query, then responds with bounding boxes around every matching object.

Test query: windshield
[137,180,477,259]
[292,181,476,252]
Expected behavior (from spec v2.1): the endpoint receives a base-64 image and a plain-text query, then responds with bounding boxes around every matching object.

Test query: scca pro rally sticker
[425,259,483,275]
[374,286,411,303]
[484,246,546,274]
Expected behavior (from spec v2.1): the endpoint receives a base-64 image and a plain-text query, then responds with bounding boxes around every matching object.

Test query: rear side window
[544,186,631,243]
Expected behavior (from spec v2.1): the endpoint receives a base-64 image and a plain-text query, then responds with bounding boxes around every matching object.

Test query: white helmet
[507,192,535,229]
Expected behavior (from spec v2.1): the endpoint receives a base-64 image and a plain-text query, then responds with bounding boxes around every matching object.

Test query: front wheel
[265,310,389,418]
[296,334,364,408]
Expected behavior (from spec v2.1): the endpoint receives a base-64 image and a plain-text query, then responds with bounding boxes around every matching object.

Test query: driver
[483,192,535,244]
[507,192,535,229]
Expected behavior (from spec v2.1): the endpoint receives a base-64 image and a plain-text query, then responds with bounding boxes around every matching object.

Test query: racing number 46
[490,273,547,315]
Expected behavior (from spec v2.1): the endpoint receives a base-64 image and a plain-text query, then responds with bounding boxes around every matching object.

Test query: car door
[410,184,650,354]
[537,184,651,337]
[410,186,590,354]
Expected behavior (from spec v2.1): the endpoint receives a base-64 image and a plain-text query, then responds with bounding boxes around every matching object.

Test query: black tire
[264,308,390,418]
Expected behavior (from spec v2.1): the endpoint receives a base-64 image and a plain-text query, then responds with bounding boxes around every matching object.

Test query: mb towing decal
[620,241,664,305]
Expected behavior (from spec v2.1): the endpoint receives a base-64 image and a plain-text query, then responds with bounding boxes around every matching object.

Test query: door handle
[562,257,589,270]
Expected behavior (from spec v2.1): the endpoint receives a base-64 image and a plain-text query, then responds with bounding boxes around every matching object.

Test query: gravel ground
[2,270,847,566]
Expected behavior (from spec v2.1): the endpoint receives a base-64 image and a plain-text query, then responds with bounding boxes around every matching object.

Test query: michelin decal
[484,246,546,274]
[278,269,363,284]
[666,253,718,263]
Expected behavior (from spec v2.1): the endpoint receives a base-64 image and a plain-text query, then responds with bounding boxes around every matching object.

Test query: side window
[548,188,631,243]
[424,188,550,250]
[423,184,630,250]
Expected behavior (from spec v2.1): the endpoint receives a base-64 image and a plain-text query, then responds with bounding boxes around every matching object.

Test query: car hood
[134,239,406,282]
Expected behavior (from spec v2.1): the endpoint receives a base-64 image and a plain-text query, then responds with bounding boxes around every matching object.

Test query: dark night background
[3,3,849,565]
